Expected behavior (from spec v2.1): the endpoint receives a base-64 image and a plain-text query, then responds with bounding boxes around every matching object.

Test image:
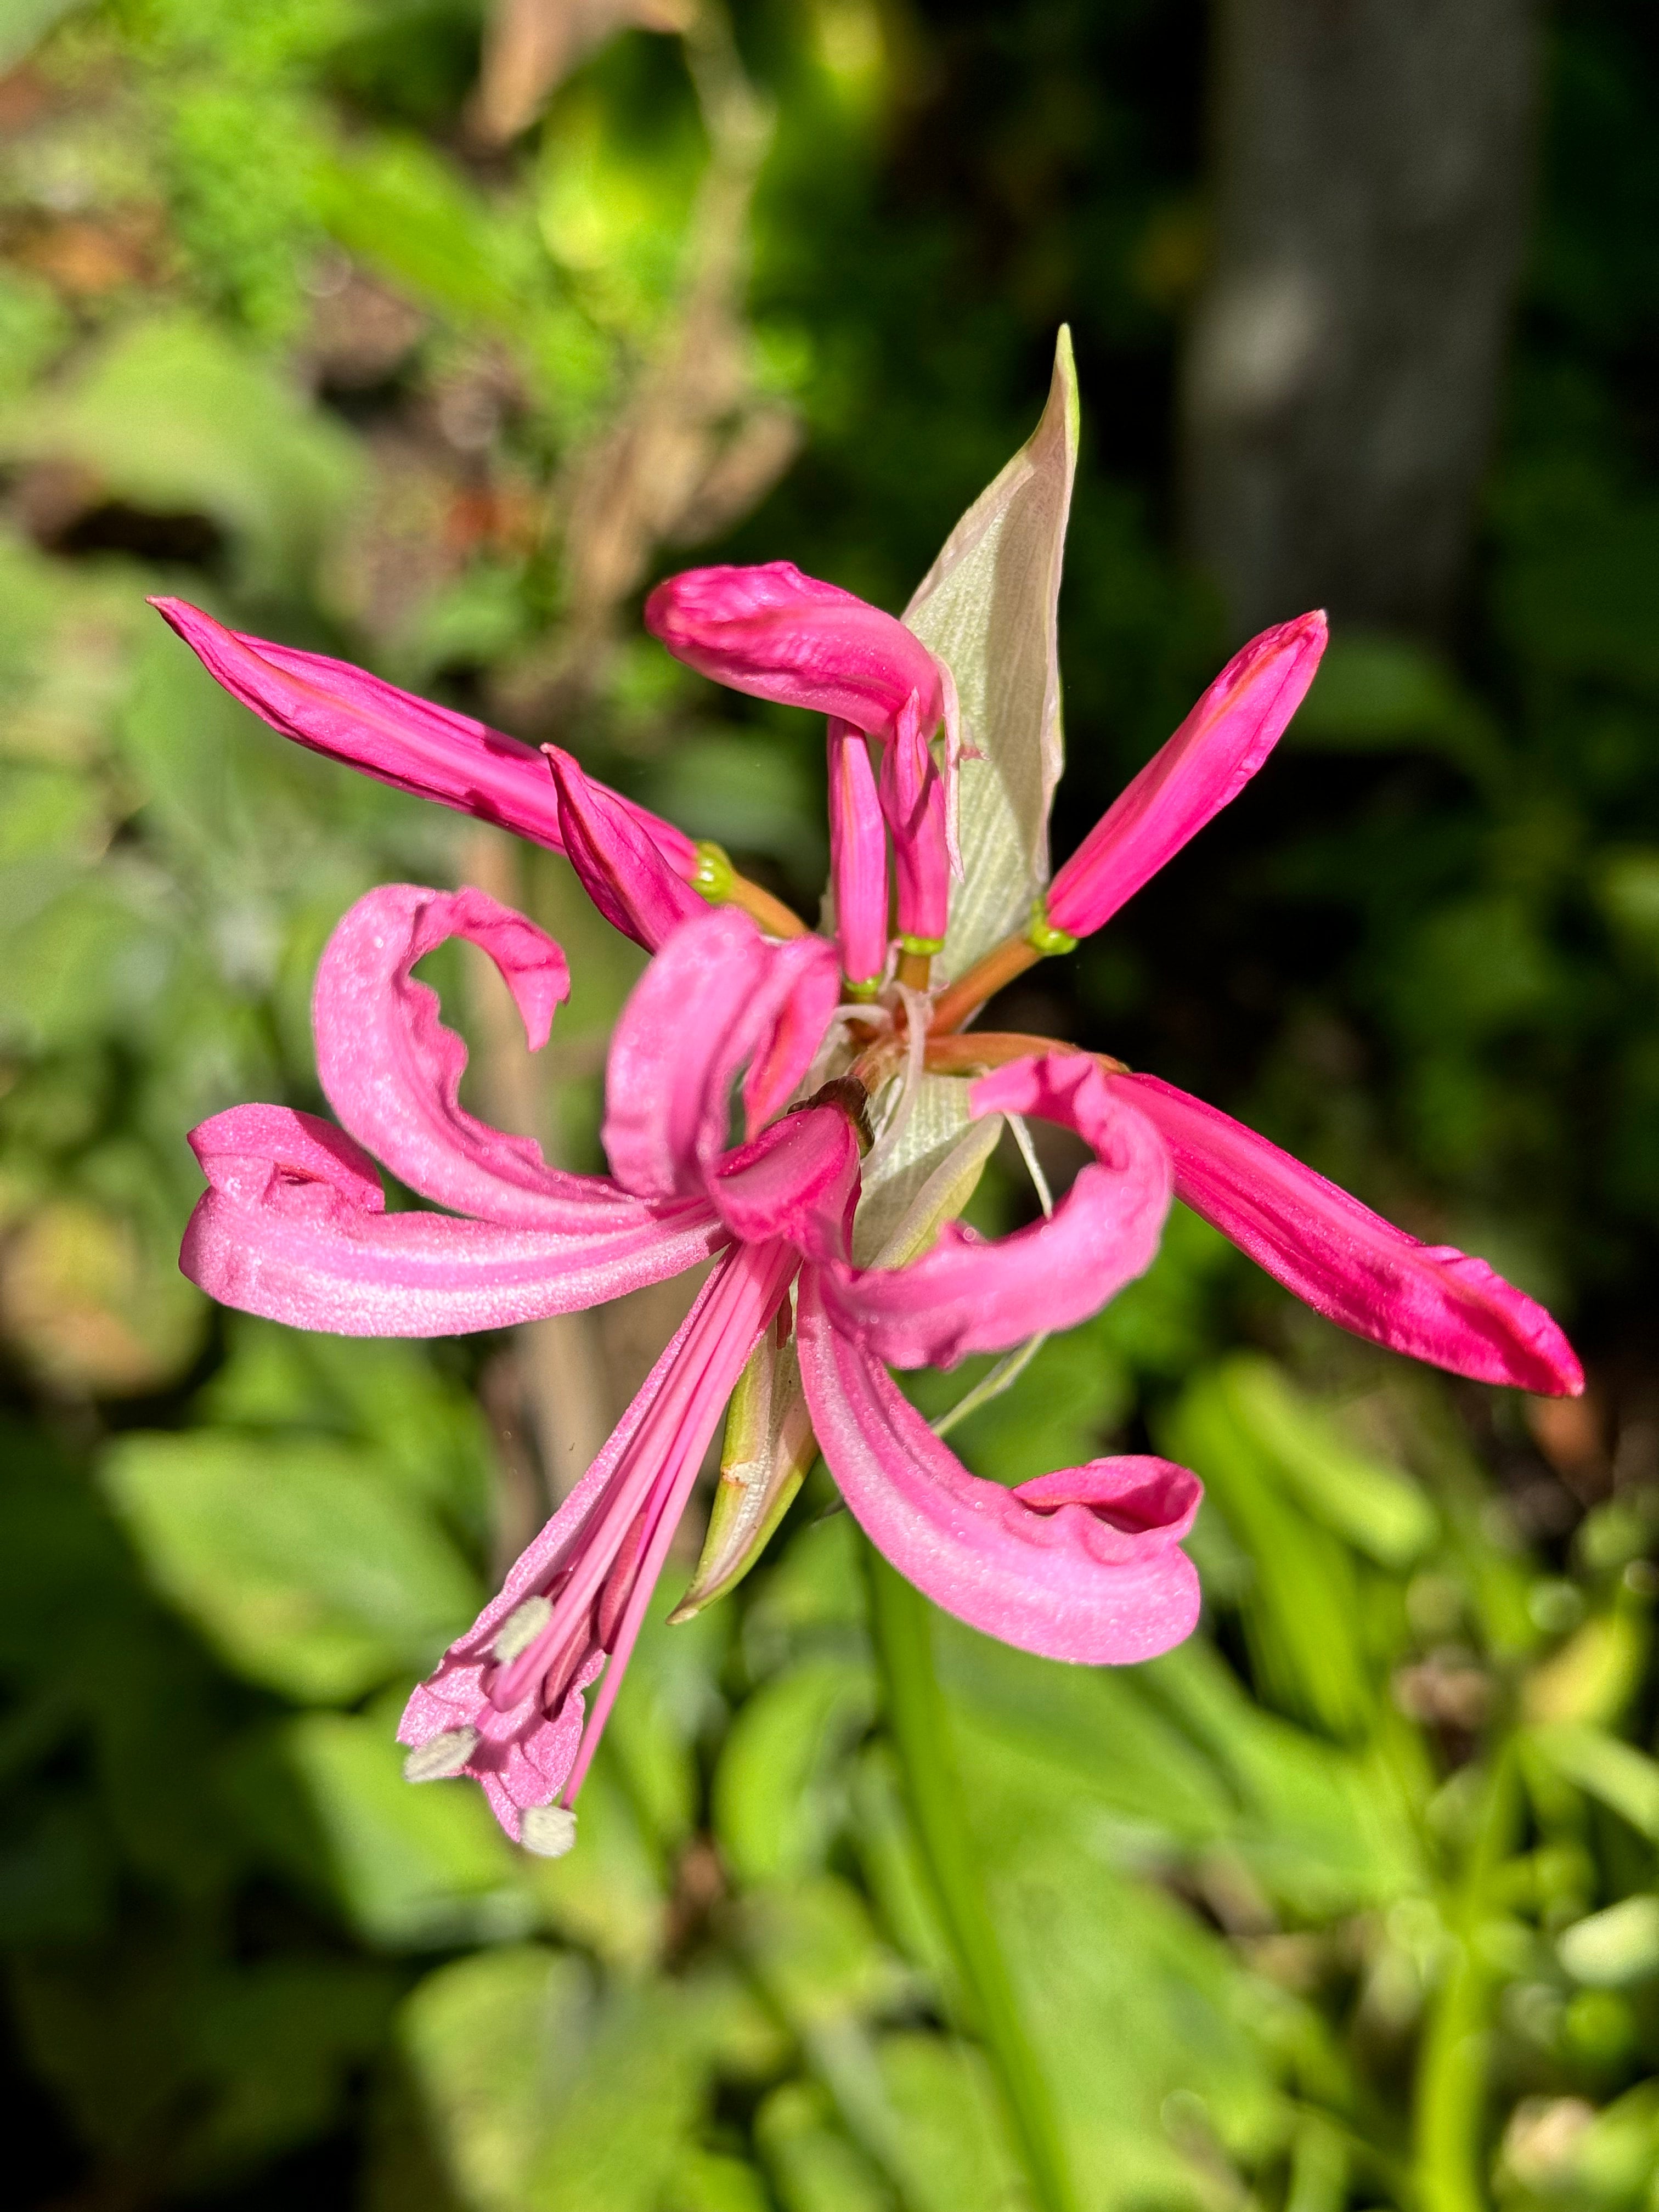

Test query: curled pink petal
[400,1240,796,1838]
[149,597,695,872]
[646,562,949,747]
[1111,1073,1583,1395]
[1047,612,1327,940]
[712,1107,861,1264]
[821,1053,1170,1367]
[797,1273,1201,1663]
[544,745,705,951]
[182,1104,723,1337]
[313,884,641,1229]
[827,721,889,988]
[603,909,840,1201]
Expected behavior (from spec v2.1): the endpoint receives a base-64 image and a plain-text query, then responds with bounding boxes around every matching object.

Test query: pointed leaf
[903,330,1079,972]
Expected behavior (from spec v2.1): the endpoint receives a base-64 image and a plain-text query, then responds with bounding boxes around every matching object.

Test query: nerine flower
[183,857,1192,1848]
[161,334,1579,1849]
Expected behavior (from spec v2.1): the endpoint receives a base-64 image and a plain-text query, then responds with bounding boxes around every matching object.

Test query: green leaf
[1159,1369,1375,1739]
[1216,1356,1439,1567]
[102,1430,481,1703]
[1530,1724,1659,1842]
[11,1939,396,2193]
[714,1654,874,1886]
[386,1942,716,2212]
[313,137,544,331]
[225,1710,535,1951]
[390,1947,593,2212]
[754,2080,891,2212]
[740,1875,913,2033]
[877,2034,1022,2212]
[904,328,1079,973]
[851,1073,980,1265]
[0,317,361,595]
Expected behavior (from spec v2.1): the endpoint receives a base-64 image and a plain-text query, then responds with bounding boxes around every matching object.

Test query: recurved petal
[712,1107,861,1263]
[314,883,648,1231]
[544,746,706,951]
[821,1052,1170,1367]
[603,908,840,1203]
[797,1272,1201,1663]
[1046,611,1327,940]
[182,1104,723,1336]
[149,597,696,871]
[645,561,949,747]
[1111,1072,1583,1395]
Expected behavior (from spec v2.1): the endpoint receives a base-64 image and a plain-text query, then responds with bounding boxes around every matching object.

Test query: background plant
[1,5,1656,2210]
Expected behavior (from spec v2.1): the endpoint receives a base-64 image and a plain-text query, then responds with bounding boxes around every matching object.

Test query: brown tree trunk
[1182,0,1542,640]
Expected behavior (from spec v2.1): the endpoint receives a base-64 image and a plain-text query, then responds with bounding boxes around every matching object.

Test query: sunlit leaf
[102,1431,480,1703]
[714,1656,874,1886]
[904,328,1079,974]
[225,1709,535,1952]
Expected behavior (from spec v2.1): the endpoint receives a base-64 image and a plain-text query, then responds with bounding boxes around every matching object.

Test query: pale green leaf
[101,1431,480,1703]
[904,328,1079,973]
[1217,1355,1438,1567]
[851,1073,978,1266]
[228,1711,534,1953]
[0,317,360,596]
[714,1656,874,1886]
[392,1947,591,2212]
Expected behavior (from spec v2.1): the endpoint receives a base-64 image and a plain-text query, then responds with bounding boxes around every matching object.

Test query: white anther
[402,1726,478,1782]
[519,1803,578,1859]
[491,1594,552,1663]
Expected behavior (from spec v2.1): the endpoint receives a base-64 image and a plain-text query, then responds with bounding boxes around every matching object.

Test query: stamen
[491,1594,552,1662]
[520,1804,578,1858]
[596,1513,650,1649]
[540,1611,600,1716]
[402,1727,478,1782]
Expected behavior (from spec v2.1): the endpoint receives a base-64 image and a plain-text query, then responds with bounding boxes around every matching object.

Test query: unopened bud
[492,1594,552,1663]
[520,1803,578,1858]
[402,1726,478,1782]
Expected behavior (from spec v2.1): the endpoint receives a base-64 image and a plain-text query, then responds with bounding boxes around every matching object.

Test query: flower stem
[860,1539,1079,2212]
[725,871,809,938]
[929,936,1042,1034]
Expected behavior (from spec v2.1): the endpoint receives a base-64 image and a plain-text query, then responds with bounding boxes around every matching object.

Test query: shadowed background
[1,5,1657,2210]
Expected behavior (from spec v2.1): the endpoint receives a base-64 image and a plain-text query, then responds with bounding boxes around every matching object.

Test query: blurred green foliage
[0,4,1656,2211]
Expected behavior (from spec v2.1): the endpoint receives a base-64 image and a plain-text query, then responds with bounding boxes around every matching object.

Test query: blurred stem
[860,1539,1079,2212]
[1412,1743,1521,2212]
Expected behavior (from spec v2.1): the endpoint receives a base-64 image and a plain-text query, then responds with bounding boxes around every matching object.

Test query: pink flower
[161,407,1582,1853]
[938,611,1584,1398]
[645,562,962,981]
[180,825,1194,1847]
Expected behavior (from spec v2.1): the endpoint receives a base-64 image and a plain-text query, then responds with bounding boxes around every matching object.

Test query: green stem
[1412,1745,1521,2212]
[860,1539,1079,2212]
